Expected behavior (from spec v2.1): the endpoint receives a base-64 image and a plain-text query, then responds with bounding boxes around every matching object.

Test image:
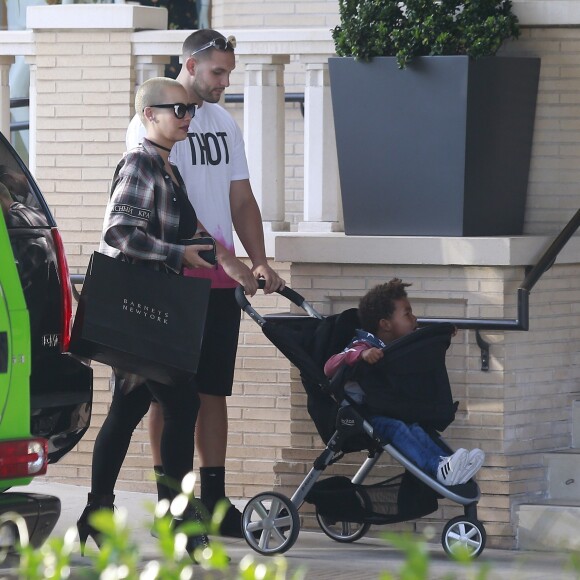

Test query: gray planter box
[329,56,540,236]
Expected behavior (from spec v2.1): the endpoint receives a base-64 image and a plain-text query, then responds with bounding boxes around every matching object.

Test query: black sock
[200,466,226,512]
[154,465,172,503]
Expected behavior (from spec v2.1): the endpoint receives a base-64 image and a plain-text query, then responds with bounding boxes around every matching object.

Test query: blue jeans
[369,416,447,476]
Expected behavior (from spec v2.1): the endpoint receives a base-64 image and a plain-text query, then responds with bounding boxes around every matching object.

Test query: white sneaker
[436,448,468,486]
[456,449,485,485]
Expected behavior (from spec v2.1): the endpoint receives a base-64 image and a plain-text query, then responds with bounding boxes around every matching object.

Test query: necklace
[148,139,172,153]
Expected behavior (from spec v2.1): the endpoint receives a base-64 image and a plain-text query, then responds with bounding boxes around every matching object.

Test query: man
[126,29,285,537]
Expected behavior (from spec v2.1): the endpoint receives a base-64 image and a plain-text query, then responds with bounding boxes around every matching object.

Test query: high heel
[172,504,211,563]
[77,493,115,555]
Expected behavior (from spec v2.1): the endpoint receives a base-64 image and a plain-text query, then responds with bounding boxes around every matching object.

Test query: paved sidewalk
[7,480,577,579]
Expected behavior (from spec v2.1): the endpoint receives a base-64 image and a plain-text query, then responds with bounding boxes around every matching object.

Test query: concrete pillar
[134,55,169,88]
[243,55,290,231]
[0,56,14,139]
[299,57,342,232]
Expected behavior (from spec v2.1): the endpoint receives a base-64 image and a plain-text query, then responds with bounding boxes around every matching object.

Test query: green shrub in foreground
[6,487,577,580]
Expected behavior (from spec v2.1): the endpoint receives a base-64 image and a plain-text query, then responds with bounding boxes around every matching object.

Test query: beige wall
[211,0,340,29]
[275,261,580,549]
[52,260,293,501]
[25,2,580,549]
[501,27,580,234]
[216,5,580,236]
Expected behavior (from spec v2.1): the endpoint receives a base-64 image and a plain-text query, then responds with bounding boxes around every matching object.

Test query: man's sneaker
[217,500,244,538]
[456,449,485,484]
[436,448,468,486]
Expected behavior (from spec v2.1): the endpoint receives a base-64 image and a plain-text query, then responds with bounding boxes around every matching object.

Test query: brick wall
[50,259,293,500]
[32,28,132,270]
[31,24,295,500]
[501,27,580,234]
[274,262,580,548]
[212,0,339,29]
[27,3,580,549]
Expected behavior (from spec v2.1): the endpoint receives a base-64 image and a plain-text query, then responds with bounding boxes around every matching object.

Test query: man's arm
[230,179,285,294]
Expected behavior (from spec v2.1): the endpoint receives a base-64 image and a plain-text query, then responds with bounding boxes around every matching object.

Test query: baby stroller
[235,282,486,558]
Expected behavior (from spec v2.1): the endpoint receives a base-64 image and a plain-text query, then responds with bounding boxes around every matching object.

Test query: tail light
[0,439,48,479]
[51,227,73,352]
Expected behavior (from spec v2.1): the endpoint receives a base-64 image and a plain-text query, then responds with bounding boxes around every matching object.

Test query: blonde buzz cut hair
[135,77,185,124]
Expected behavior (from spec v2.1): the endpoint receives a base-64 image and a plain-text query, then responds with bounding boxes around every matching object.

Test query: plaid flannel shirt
[99,139,190,273]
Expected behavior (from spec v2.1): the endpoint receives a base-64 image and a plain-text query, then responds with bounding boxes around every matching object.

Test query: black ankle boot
[172,505,211,563]
[154,465,172,503]
[77,493,115,555]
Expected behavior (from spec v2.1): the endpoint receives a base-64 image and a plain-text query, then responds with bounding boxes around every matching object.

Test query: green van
[0,131,93,549]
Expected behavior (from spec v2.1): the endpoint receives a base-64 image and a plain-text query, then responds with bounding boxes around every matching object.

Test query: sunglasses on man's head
[190,35,237,57]
[147,103,197,119]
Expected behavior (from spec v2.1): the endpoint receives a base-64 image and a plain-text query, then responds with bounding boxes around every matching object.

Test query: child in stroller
[324,278,485,487]
[236,280,487,559]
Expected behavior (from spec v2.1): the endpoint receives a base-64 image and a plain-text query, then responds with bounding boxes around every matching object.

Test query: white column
[0,56,14,142]
[23,56,35,175]
[134,55,169,88]
[243,55,290,231]
[299,56,343,232]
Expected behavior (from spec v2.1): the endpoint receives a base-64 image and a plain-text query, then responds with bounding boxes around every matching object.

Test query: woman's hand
[182,244,215,269]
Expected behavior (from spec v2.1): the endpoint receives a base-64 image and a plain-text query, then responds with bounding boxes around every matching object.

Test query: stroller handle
[235,279,323,326]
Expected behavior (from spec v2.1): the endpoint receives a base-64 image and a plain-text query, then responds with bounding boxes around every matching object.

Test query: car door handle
[0,332,7,373]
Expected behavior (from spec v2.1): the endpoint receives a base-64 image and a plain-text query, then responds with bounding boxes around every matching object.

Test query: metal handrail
[417,208,580,332]
[10,97,30,133]
[70,274,84,302]
[69,209,580,329]
[225,92,305,116]
[10,98,29,109]
[9,95,304,134]
[67,209,580,371]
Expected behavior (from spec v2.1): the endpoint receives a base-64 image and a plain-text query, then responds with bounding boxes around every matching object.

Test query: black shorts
[195,288,241,397]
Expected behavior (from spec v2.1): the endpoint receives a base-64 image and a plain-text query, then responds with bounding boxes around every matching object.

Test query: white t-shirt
[126,102,250,288]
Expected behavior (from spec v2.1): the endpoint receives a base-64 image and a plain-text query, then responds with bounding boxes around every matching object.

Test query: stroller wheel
[441,516,486,558]
[242,492,300,555]
[315,487,372,543]
[316,512,371,543]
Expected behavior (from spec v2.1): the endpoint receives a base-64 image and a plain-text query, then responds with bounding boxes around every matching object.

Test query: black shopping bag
[70,252,211,386]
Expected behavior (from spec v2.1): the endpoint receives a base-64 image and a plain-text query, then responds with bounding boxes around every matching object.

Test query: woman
[77,77,214,558]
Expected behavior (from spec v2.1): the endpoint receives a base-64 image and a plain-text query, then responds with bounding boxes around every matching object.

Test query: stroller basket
[305,472,438,525]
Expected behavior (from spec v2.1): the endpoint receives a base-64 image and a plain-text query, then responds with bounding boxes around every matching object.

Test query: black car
[0,130,93,548]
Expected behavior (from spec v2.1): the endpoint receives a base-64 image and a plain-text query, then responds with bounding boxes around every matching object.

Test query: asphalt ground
[0,480,576,579]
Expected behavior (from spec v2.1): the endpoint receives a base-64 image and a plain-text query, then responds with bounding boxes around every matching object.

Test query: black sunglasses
[190,35,237,57]
[147,103,196,119]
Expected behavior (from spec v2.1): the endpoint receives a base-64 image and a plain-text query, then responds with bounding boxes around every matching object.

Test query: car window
[0,149,49,228]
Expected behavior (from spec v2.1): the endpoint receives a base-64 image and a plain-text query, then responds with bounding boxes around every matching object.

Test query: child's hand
[361,348,384,365]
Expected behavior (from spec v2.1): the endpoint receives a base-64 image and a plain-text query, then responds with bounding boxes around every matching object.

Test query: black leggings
[91,374,199,497]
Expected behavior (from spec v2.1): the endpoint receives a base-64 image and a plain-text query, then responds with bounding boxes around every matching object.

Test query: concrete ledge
[514,1,580,26]
[518,504,580,551]
[27,5,167,31]
[272,233,580,267]
[131,28,336,57]
[0,31,33,56]
[545,450,580,501]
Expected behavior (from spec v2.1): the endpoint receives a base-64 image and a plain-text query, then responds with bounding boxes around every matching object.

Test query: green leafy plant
[14,502,300,580]
[379,527,491,580]
[12,474,304,580]
[332,0,520,68]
